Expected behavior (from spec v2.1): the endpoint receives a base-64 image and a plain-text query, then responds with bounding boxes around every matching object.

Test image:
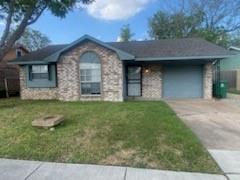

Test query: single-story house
[9,35,233,101]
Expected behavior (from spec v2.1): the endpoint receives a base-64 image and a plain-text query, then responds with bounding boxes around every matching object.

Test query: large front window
[80,52,101,95]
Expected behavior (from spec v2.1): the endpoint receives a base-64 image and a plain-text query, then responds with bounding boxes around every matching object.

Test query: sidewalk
[0,158,226,180]
[209,149,240,180]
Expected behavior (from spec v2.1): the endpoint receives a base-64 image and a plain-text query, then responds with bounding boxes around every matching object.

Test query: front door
[127,66,142,97]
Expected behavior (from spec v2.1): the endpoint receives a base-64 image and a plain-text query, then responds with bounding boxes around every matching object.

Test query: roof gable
[45,35,135,63]
[10,35,134,64]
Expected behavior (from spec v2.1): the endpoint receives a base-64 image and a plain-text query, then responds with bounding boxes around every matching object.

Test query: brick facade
[20,41,124,101]
[142,64,162,100]
[19,41,213,101]
[19,67,58,100]
[203,62,213,99]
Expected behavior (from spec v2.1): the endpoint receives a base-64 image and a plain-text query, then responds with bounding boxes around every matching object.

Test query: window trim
[16,49,22,58]
[79,51,102,96]
[29,65,49,81]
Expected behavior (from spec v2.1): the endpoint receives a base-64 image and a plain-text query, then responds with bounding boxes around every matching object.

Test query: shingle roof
[107,38,233,59]
[9,36,234,64]
[12,44,67,63]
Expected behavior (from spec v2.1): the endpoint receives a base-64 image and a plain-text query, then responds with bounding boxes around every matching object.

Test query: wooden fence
[220,70,237,89]
[0,67,20,98]
[0,78,20,98]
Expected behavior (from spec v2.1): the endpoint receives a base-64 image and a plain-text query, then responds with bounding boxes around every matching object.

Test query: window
[80,52,101,95]
[127,66,142,96]
[16,49,22,57]
[30,65,49,80]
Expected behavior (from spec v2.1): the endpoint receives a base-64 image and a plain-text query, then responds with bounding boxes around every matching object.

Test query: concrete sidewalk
[209,149,240,180]
[0,158,226,180]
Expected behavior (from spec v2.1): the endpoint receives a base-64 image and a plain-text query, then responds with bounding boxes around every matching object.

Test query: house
[0,44,28,97]
[219,46,240,90]
[9,35,233,101]
[221,46,240,71]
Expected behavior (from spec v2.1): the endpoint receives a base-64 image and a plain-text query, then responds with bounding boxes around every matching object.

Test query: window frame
[126,65,142,97]
[16,49,22,57]
[29,65,49,80]
[79,52,102,96]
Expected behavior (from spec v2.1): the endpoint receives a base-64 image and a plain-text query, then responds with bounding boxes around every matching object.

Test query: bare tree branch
[27,5,47,25]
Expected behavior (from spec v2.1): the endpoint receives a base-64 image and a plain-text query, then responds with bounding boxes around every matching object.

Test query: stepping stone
[32,115,64,128]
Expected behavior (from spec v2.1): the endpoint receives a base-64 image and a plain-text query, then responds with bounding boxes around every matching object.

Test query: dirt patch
[99,149,137,165]
[99,148,160,169]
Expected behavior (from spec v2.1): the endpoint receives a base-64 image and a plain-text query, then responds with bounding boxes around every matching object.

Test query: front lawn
[0,98,220,173]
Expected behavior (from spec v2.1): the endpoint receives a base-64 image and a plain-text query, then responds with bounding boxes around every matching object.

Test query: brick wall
[142,64,162,100]
[20,41,124,101]
[19,41,213,101]
[19,67,58,100]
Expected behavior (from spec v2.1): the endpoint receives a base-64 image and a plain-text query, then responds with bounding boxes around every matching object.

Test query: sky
[28,0,164,44]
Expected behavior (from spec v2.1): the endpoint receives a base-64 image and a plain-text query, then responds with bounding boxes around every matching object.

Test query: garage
[163,65,203,98]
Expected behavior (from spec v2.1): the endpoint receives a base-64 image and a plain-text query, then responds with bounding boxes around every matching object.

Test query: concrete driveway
[167,99,240,179]
[167,99,240,150]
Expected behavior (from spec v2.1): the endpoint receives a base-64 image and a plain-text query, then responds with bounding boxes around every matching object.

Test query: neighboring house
[0,44,28,97]
[220,46,240,90]
[9,35,232,101]
[221,46,240,71]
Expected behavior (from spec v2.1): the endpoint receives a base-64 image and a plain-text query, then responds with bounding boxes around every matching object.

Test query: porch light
[145,67,150,73]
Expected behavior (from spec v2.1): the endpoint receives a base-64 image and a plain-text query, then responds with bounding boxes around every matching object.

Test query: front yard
[0,98,220,173]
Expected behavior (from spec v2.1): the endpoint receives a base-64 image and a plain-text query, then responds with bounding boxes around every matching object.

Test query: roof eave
[8,61,51,65]
[135,55,234,61]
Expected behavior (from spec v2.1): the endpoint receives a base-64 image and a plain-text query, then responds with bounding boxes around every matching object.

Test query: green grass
[0,98,220,173]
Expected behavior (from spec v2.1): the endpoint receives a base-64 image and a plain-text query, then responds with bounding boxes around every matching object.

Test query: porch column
[203,62,213,99]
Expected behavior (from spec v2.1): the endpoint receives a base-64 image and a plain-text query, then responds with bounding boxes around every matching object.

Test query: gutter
[8,61,51,65]
[135,55,234,61]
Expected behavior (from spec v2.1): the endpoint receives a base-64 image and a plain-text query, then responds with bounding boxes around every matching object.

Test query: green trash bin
[213,81,227,98]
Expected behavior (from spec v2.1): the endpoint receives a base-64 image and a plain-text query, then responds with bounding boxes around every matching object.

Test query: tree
[148,0,240,47]
[148,11,203,39]
[196,28,230,48]
[17,28,51,51]
[190,0,240,33]
[230,31,240,47]
[0,0,93,61]
[119,24,134,42]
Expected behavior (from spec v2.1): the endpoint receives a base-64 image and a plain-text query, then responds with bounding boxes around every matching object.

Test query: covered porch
[124,60,213,100]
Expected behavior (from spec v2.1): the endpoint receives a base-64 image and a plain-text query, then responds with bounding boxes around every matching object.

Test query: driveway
[167,99,240,150]
[167,99,240,179]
